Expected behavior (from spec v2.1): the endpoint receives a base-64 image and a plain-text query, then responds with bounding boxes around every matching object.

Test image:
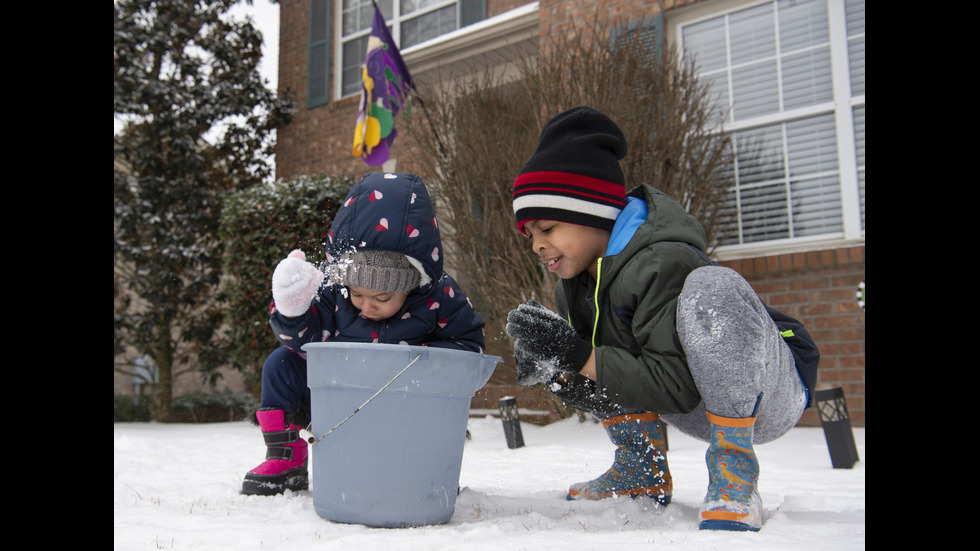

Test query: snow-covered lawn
[114,415,864,550]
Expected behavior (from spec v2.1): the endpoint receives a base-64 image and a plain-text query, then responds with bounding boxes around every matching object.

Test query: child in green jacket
[505,107,816,532]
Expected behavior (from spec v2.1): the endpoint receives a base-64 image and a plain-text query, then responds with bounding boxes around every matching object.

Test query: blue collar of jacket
[605,196,647,256]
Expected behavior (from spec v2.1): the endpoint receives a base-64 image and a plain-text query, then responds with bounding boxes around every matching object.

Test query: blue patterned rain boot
[567,413,672,505]
[698,412,762,531]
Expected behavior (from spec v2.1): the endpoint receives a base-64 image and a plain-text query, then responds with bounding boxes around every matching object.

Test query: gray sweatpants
[659,266,807,444]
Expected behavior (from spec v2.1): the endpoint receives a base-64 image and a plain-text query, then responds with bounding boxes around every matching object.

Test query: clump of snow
[114,415,864,550]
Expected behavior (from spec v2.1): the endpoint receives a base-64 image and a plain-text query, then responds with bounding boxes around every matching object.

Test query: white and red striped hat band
[514,171,626,235]
[513,107,628,235]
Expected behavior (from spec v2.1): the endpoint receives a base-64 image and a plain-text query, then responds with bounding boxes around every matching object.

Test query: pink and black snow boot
[567,412,672,505]
[241,408,309,496]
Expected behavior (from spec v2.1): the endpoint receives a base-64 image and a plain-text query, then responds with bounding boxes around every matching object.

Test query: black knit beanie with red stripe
[513,106,628,235]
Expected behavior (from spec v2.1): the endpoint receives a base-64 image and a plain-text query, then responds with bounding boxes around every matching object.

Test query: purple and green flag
[352,2,416,166]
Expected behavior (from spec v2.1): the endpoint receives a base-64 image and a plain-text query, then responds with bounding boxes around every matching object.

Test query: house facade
[273,0,866,426]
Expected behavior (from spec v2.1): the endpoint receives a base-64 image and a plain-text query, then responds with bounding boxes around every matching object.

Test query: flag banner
[352,2,416,166]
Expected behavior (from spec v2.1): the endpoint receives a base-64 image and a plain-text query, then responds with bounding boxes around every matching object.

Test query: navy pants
[260,346,311,417]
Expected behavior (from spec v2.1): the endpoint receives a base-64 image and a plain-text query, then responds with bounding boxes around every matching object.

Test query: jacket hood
[325,172,443,287]
[602,184,707,272]
[559,184,708,309]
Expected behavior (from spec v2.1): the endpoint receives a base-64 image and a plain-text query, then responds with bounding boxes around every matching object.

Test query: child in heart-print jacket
[241,171,486,496]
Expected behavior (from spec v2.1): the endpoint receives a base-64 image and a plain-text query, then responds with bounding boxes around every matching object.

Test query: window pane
[701,71,731,126]
[786,114,842,237]
[681,17,727,73]
[846,0,865,95]
[342,5,357,35]
[781,48,833,110]
[736,125,785,185]
[854,105,865,227]
[376,0,393,20]
[731,59,779,119]
[739,183,791,242]
[342,0,394,34]
[343,0,370,35]
[401,5,457,48]
[787,114,837,176]
[791,174,842,237]
[342,35,370,97]
[777,0,828,52]
[779,0,831,110]
[401,0,446,13]
[729,3,775,66]
[716,191,739,245]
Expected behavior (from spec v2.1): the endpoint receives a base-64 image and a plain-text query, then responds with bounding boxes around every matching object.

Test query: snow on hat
[326,250,421,294]
[513,106,628,235]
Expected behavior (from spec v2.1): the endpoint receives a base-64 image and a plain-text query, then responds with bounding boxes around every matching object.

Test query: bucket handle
[307,353,423,445]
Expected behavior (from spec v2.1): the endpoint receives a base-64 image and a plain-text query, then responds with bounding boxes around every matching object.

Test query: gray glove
[505,300,593,386]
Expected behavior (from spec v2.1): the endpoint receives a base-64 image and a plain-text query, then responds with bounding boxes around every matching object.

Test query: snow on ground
[114,415,864,550]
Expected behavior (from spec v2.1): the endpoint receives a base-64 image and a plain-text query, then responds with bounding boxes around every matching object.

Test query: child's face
[523,220,610,280]
[348,286,409,321]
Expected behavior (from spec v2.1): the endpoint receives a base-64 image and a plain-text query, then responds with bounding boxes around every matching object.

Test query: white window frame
[335,0,461,100]
[669,0,865,259]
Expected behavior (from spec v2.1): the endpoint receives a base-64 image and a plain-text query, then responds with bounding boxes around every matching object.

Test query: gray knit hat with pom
[327,250,420,294]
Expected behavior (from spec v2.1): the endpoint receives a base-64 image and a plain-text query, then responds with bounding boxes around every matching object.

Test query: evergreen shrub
[220,174,355,393]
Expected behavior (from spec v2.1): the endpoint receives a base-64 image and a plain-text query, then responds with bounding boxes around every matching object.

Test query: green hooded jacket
[554,184,712,415]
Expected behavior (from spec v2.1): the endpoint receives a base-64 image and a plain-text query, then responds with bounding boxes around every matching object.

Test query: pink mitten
[271,250,325,318]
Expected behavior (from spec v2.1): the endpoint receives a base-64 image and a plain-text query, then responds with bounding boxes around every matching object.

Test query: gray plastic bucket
[303,342,501,528]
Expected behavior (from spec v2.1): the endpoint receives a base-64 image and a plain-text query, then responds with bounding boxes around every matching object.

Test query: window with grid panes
[676,0,865,249]
[337,0,485,99]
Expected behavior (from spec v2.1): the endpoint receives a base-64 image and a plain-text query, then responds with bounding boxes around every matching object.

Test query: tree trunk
[149,323,175,422]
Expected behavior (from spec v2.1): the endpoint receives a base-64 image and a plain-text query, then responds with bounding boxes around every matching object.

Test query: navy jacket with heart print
[269,172,486,354]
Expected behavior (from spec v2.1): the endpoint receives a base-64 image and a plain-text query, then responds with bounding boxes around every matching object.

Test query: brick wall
[276,1,359,181]
[719,245,866,427]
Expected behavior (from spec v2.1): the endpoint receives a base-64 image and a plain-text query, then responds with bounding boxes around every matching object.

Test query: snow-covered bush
[219,174,355,393]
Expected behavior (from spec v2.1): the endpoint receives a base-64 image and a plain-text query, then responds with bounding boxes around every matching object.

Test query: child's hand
[512,343,560,386]
[271,250,325,318]
[505,300,592,383]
